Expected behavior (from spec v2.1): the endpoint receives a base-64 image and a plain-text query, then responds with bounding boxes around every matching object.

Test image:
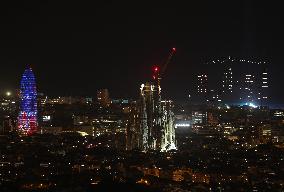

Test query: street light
[6,91,11,96]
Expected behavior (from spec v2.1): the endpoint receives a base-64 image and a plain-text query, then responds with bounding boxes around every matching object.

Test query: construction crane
[152,47,176,79]
[161,47,176,76]
[152,47,176,94]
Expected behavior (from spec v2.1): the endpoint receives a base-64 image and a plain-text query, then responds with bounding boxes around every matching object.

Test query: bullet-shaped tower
[18,66,38,135]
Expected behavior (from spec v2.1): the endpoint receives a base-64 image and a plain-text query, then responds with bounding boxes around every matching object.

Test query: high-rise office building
[197,74,208,94]
[18,66,38,135]
[241,64,269,105]
[220,66,234,103]
[203,57,269,105]
[240,74,255,103]
[97,89,111,107]
[222,67,233,93]
[260,67,268,104]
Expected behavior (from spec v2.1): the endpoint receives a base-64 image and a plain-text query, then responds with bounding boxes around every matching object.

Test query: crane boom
[161,47,176,76]
[152,47,176,81]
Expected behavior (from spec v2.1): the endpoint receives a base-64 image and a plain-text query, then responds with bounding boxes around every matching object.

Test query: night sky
[0,1,282,104]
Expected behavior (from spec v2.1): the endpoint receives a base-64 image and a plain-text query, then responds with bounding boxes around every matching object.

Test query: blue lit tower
[18,66,38,135]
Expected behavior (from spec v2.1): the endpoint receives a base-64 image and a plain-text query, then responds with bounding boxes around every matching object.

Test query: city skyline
[194,57,269,106]
[0,1,282,105]
[1,2,284,191]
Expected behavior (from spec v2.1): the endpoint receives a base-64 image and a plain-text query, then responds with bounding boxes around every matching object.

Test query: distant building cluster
[0,60,284,192]
[196,57,269,106]
[8,65,177,153]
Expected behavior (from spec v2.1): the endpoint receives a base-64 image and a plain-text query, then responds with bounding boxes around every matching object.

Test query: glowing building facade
[139,83,176,151]
[18,67,38,135]
[127,49,177,151]
[127,82,176,152]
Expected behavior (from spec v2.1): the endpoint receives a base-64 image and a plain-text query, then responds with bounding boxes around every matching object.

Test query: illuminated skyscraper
[18,66,38,135]
[222,67,233,93]
[197,74,208,94]
[203,57,269,105]
[241,74,255,103]
[260,67,268,104]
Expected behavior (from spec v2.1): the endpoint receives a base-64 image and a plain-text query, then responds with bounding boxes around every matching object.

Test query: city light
[153,66,160,72]
[248,103,257,108]
[175,123,190,128]
[243,102,258,108]
[0,2,280,191]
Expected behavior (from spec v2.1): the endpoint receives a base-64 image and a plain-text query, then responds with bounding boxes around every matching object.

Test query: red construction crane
[152,47,176,80]
[152,48,176,96]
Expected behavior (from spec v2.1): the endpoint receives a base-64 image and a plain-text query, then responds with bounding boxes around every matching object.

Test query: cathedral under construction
[126,48,177,151]
[126,83,176,151]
